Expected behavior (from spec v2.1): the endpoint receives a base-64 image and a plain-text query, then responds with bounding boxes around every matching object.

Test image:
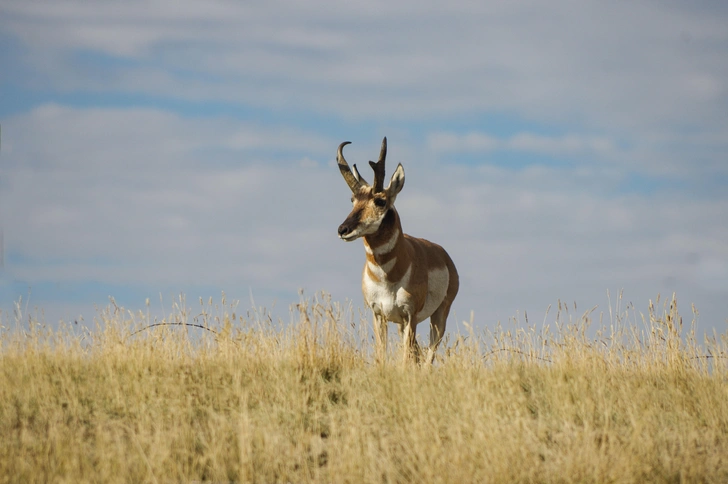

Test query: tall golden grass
[1,292,727,483]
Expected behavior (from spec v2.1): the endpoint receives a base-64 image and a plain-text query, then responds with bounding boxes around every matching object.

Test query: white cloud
[428,131,617,158]
[3,105,726,332]
[428,132,500,153]
[1,1,727,334]
[2,0,726,134]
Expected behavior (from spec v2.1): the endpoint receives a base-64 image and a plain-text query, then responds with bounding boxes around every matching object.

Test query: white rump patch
[415,266,450,323]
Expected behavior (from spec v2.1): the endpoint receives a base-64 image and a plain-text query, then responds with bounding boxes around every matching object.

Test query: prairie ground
[1,293,727,483]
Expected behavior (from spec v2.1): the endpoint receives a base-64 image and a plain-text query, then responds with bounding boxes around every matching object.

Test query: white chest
[362,262,451,326]
[362,262,413,325]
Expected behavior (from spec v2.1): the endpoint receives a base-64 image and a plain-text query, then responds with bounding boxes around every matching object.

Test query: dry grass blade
[1,291,727,482]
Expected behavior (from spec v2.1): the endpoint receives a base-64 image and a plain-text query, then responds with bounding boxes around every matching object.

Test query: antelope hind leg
[401,321,421,364]
[426,301,452,364]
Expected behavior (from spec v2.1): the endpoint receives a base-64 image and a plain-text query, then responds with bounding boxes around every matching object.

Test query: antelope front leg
[401,320,419,364]
[373,313,388,362]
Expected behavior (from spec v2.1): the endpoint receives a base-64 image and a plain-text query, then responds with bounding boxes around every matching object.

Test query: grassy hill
[1,293,726,483]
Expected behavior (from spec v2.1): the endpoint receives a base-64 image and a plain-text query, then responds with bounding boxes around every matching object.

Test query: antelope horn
[337,141,366,193]
[351,164,367,185]
[368,136,387,193]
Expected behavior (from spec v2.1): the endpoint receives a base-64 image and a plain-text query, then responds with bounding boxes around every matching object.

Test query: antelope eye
[373,198,386,208]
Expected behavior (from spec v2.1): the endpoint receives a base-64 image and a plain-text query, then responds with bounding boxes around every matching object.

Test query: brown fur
[337,138,459,364]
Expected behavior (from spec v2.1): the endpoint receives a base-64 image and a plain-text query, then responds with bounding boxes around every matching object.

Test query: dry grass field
[1,292,727,483]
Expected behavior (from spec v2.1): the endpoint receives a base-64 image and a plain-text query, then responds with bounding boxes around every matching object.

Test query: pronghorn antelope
[336,137,459,363]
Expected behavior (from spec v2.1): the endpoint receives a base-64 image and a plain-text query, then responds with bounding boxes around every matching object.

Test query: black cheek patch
[381,208,395,225]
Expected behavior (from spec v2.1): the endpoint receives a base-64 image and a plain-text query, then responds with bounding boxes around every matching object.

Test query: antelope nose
[338,224,350,237]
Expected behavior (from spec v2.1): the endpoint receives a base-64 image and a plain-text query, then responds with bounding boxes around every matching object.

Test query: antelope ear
[387,163,405,198]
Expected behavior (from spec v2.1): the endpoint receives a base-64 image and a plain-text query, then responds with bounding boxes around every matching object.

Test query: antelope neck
[363,209,403,264]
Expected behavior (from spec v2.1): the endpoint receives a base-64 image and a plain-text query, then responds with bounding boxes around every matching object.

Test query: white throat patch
[364,228,400,256]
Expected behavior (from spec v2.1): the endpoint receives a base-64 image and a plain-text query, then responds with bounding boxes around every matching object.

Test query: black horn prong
[369,136,387,193]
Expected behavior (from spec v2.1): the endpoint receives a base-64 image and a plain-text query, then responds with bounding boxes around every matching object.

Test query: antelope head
[337,137,405,241]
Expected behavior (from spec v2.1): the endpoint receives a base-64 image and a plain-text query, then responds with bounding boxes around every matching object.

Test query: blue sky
[1,0,727,337]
